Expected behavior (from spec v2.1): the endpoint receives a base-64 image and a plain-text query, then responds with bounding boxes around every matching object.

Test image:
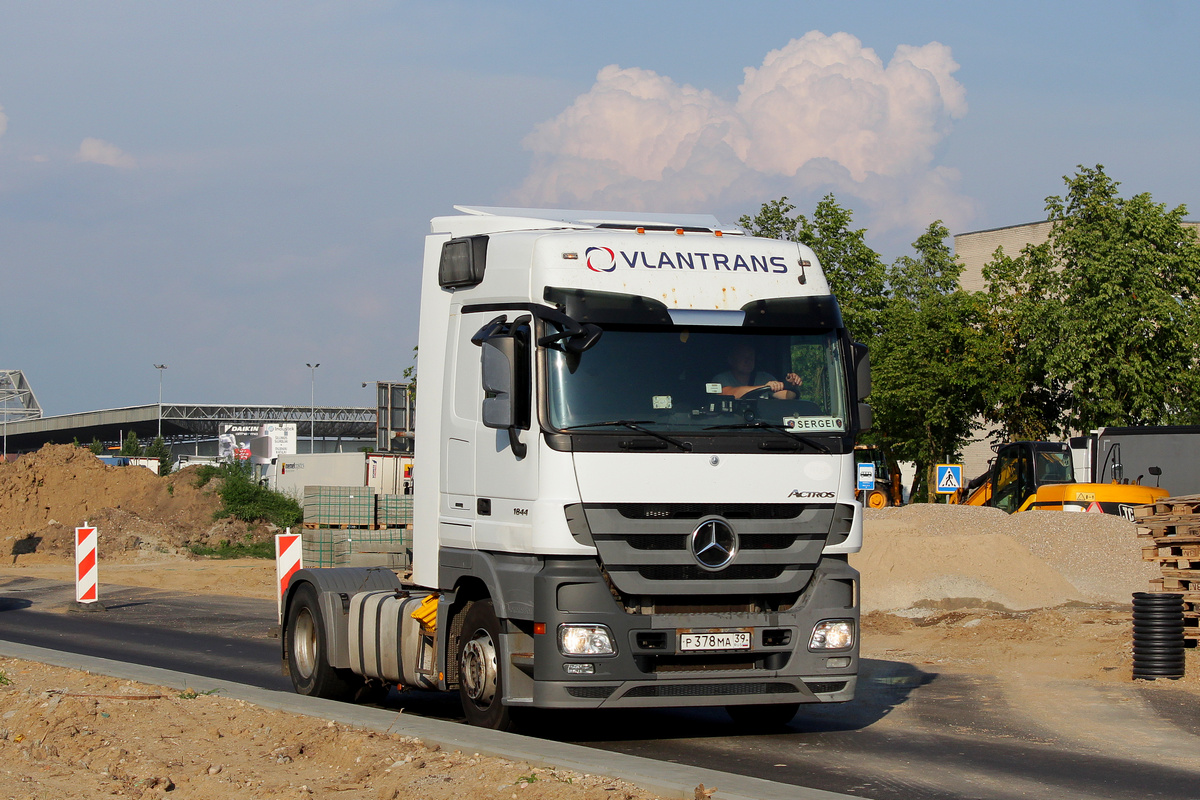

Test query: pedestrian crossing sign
[935,464,963,494]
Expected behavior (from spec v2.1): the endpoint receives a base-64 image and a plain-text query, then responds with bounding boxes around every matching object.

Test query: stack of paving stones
[1133,495,1200,643]
[300,486,411,570]
[354,493,413,570]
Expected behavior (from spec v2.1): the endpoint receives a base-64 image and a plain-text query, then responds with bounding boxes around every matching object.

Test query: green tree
[120,431,141,456]
[145,436,173,476]
[403,345,417,403]
[871,222,992,500]
[738,197,801,241]
[980,242,1069,441]
[1044,166,1200,430]
[984,165,1200,434]
[89,438,105,455]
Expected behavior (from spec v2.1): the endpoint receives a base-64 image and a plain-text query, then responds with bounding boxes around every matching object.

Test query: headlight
[558,624,616,656]
[809,620,854,650]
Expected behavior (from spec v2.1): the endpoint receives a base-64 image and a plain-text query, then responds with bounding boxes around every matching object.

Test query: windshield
[545,326,851,434]
[1034,450,1074,484]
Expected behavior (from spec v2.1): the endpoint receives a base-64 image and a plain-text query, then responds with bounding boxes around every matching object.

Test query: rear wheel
[725,702,800,729]
[286,583,359,701]
[457,599,516,731]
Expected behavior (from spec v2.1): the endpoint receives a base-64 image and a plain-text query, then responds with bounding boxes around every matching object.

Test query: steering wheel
[742,386,775,400]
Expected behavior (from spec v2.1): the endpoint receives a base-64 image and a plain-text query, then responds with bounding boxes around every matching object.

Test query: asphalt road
[2,575,1199,800]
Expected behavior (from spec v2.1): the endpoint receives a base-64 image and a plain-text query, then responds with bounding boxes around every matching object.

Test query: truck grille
[621,682,799,699]
[636,564,785,581]
[565,685,617,699]
[615,503,806,520]
[581,503,845,597]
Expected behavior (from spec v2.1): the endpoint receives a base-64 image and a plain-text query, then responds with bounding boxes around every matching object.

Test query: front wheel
[286,583,359,701]
[457,599,516,731]
[866,489,890,509]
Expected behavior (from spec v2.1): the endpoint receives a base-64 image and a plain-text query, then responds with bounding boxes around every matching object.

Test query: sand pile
[855,503,1159,612]
[0,444,257,560]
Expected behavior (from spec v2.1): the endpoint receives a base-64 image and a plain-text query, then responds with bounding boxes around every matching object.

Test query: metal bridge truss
[1,402,374,453]
[0,370,44,422]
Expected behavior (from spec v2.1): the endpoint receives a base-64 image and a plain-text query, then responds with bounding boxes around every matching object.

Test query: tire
[286,583,360,701]
[457,599,516,731]
[866,489,890,509]
[725,702,800,729]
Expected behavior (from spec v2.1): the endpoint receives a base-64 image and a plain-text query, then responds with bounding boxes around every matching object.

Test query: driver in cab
[712,343,802,399]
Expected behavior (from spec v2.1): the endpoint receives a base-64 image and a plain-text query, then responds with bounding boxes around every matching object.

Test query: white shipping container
[269,453,368,499]
[366,453,412,494]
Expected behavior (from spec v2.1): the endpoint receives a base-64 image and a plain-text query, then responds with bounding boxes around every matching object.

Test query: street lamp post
[154,364,168,439]
[306,363,320,454]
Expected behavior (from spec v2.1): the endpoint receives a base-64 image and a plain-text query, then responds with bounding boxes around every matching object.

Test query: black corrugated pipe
[1131,592,1185,680]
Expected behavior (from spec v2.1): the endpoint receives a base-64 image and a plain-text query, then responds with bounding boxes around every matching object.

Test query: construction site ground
[1,445,1197,799]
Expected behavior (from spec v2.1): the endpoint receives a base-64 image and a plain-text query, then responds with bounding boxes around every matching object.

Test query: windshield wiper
[560,420,693,452]
[704,422,831,454]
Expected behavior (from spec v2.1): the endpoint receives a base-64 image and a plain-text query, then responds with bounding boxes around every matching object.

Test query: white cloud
[512,32,974,233]
[76,137,137,168]
[0,102,7,140]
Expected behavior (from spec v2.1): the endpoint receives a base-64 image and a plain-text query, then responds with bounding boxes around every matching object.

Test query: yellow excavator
[955,440,1167,518]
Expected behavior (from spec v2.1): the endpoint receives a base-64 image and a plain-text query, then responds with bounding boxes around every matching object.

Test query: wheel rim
[461,627,498,708]
[868,491,888,509]
[293,607,318,679]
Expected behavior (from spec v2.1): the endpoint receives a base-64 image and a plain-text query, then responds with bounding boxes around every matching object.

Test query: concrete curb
[0,639,854,800]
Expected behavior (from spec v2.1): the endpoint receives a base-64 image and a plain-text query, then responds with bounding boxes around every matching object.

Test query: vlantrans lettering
[607,249,788,273]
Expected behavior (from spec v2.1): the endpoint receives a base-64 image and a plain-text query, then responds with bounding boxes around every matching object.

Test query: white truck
[281,206,870,730]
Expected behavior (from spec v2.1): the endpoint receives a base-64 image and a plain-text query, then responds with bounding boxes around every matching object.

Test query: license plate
[679,631,751,652]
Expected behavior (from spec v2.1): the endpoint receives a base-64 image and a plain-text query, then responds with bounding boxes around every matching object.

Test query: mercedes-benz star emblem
[690,518,738,571]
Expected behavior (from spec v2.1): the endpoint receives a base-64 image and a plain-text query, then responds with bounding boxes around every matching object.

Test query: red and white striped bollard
[75,523,98,604]
[275,529,303,623]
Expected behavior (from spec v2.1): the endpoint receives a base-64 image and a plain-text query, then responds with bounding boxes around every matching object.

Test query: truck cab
[283,207,870,730]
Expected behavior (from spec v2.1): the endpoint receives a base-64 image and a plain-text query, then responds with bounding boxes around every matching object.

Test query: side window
[993,450,1020,513]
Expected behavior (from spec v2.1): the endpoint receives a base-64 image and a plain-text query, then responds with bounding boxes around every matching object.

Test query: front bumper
[513,555,859,710]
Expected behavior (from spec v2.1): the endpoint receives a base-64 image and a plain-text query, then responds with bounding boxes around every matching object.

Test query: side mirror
[852,342,870,400]
[475,315,531,459]
[481,338,517,429]
[857,402,873,433]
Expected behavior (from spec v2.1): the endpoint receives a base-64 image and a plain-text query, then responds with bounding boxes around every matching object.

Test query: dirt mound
[1,444,259,561]
[0,657,657,800]
[855,504,1159,612]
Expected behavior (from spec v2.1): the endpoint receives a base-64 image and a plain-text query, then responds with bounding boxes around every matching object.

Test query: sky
[2,1,1198,417]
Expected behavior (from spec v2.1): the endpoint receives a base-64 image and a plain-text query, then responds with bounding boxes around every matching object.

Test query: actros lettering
[788,490,835,498]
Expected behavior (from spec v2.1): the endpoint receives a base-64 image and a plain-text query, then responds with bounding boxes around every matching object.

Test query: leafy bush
[191,462,302,528]
[189,534,275,559]
[192,464,221,488]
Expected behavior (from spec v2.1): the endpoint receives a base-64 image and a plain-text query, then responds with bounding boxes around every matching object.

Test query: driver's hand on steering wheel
[764,380,785,393]
[785,372,802,388]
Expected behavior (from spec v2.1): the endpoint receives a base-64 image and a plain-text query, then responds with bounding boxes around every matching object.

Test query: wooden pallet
[302,522,373,530]
[1133,494,1200,521]
[1137,525,1200,541]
